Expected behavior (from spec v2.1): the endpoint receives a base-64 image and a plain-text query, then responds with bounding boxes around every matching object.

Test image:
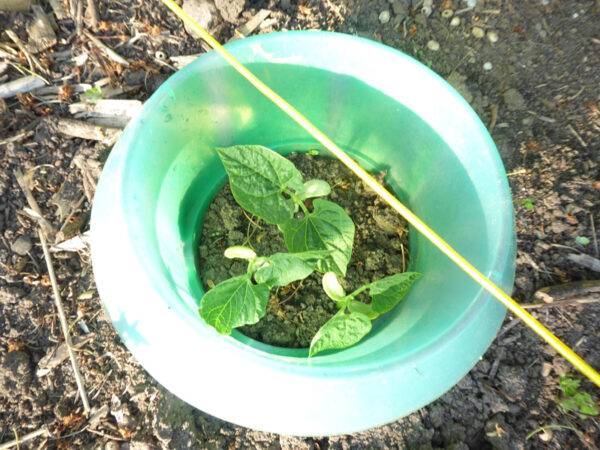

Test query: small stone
[472,26,485,39]
[104,442,120,450]
[450,16,461,27]
[182,0,221,36]
[214,0,244,23]
[503,88,526,111]
[522,117,534,126]
[11,235,32,256]
[483,62,493,71]
[392,0,408,17]
[442,9,453,18]
[427,40,440,51]
[487,30,499,43]
[379,10,390,24]
[541,362,553,377]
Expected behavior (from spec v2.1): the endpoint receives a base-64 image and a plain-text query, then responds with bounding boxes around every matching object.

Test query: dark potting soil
[198,152,410,348]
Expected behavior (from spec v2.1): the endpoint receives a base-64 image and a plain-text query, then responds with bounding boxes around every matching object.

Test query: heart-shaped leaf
[369,272,422,315]
[309,311,372,357]
[254,252,317,288]
[281,199,354,276]
[199,275,270,334]
[216,145,304,225]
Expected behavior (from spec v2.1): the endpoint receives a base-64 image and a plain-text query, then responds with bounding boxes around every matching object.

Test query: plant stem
[526,424,581,440]
[284,188,310,216]
[346,284,371,301]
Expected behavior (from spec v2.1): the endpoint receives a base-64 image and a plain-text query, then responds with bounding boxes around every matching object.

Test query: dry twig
[56,118,121,145]
[86,0,99,30]
[14,169,91,416]
[0,427,49,450]
[84,29,130,67]
[6,30,48,76]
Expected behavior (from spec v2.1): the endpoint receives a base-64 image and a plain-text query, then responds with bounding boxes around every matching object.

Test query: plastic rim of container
[91,31,516,436]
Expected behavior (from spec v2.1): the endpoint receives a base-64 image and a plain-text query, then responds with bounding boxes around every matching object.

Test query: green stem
[526,424,581,440]
[284,187,310,216]
[346,284,371,301]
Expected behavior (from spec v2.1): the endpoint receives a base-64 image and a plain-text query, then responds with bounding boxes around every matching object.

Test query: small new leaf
[216,146,304,225]
[254,252,317,288]
[309,311,372,357]
[297,179,331,201]
[348,300,378,320]
[224,246,257,261]
[282,199,354,275]
[322,272,345,302]
[369,272,422,315]
[199,275,270,334]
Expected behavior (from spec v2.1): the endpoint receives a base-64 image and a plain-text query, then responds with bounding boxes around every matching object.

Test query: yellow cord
[160,0,600,388]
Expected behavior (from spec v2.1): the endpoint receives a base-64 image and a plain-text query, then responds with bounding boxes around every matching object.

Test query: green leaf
[348,300,379,320]
[309,311,372,357]
[578,399,598,417]
[559,375,580,397]
[281,199,354,276]
[199,275,270,334]
[369,272,422,315]
[296,179,331,200]
[254,252,317,288]
[216,145,304,225]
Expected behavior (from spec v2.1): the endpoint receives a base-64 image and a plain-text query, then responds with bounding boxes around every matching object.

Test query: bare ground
[1,0,599,448]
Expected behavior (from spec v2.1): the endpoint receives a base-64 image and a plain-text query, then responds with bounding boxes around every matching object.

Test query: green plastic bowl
[91,31,515,436]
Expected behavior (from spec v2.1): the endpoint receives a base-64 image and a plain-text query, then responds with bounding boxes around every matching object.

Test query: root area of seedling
[198,152,410,348]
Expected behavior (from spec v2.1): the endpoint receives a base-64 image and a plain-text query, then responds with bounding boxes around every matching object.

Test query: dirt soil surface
[1,0,599,448]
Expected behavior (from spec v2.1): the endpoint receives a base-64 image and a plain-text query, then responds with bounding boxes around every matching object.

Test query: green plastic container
[91,31,515,436]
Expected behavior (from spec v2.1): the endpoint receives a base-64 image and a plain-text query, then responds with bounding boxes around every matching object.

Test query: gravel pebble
[427,40,440,51]
[487,30,499,43]
[11,235,32,256]
[472,27,485,39]
[379,10,390,24]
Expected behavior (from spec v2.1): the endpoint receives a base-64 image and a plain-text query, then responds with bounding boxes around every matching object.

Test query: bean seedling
[198,145,422,356]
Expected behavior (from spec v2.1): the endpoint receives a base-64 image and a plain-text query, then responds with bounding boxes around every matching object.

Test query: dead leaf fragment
[37,333,95,376]
[524,141,539,152]
[7,340,26,352]
[58,84,74,101]
[61,412,86,430]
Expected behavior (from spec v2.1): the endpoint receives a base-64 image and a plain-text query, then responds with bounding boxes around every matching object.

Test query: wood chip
[0,0,31,11]
[27,5,58,54]
[57,118,121,145]
[0,75,45,99]
[69,99,142,128]
[47,0,68,19]
[228,9,271,42]
[567,253,600,272]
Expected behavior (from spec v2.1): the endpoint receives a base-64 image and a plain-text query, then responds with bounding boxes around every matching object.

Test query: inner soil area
[198,152,410,348]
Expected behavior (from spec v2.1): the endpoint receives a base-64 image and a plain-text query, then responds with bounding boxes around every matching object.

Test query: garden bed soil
[198,152,410,348]
[1,0,599,448]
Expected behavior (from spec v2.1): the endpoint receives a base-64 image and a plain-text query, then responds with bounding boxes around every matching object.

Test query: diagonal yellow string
[160,0,600,388]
